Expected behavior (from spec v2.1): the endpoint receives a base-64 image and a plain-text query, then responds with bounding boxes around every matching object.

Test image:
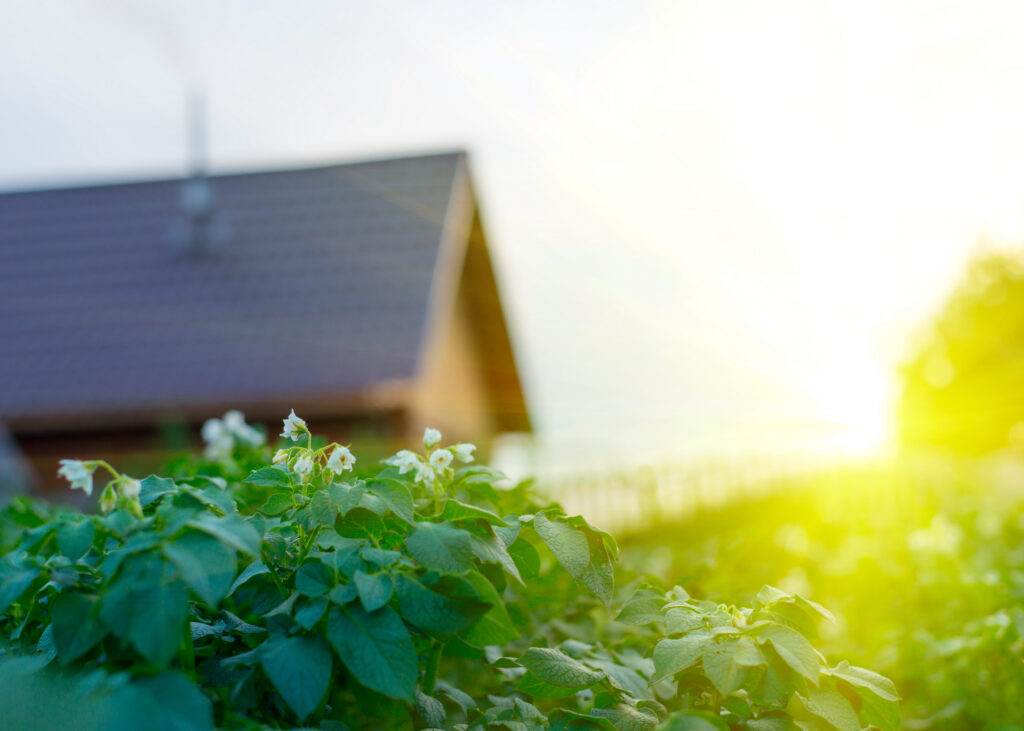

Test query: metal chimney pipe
[167,88,229,256]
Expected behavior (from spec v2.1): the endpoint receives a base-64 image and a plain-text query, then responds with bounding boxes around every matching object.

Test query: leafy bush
[619,460,1024,729]
[0,411,897,729]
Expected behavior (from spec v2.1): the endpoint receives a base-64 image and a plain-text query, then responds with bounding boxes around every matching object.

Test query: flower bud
[98,485,117,514]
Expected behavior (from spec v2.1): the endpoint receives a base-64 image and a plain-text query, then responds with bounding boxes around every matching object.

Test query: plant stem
[92,460,121,479]
[298,526,322,564]
[263,551,289,597]
[181,621,196,675]
[422,640,444,695]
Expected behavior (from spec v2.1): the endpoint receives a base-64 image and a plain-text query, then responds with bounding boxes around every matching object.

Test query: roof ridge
[0,148,469,197]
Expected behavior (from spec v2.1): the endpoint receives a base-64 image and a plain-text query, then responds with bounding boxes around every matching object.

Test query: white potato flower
[58,459,94,495]
[223,410,246,433]
[327,446,356,474]
[238,425,265,447]
[281,409,308,441]
[293,454,315,481]
[387,449,420,475]
[273,449,289,465]
[225,410,265,446]
[453,443,476,464]
[414,461,436,484]
[202,416,234,460]
[204,433,234,462]
[429,449,453,471]
[120,477,141,501]
[201,417,226,444]
[422,427,442,449]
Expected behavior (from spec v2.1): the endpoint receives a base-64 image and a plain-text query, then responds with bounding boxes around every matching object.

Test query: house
[0,151,530,490]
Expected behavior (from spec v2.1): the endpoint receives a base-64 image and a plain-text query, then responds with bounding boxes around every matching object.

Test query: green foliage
[899,249,1024,454]
[0,415,896,729]
[622,459,1024,729]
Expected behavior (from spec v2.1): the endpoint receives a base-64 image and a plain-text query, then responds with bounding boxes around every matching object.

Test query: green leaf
[327,604,417,701]
[434,679,477,712]
[354,570,393,612]
[702,636,764,696]
[56,518,94,560]
[591,703,660,731]
[660,712,729,730]
[459,570,519,647]
[533,512,589,580]
[855,689,901,731]
[664,608,704,635]
[494,516,522,546]
[828,661,899,701]
[361,546,402,569]
[508,538,541,578]
[616,588,664,626]
[228,561,269,596]
[51,592,107,663]
[792,594,836,624]
[329,481,367,517]
[259,493,293,516]
[393,574,490,633]
[799,683,860,731]
[521,647,605,688]
[323,544,368,578]
[587,657,652,700]
[184,485,237,515]
[335,507,390,542]
[439,499,508,525]
[294,596,329,629]
[751,644,798,708]
[163,531,238,606]
[0,564,40,614]
[244,466,292,487]
[111,671,215,731]
[365,479,415,524]
[139,475,180,507]
[756,585,790,606]
[329,583,359,605]
[580,530,614,606]
[829,661,900,731]
[187,513,262,557]
[652,630,712,681]
[518,671,589,698]
[261,635,332,721]
[743,716,800,731]
[296,560,335,597]
[101,552,189,666]
[753,622,820,683]
[405,522,473,573]
[415,689,446,728]
[548,708,618,730]
[468,529,523,583]
[309,490,338,528]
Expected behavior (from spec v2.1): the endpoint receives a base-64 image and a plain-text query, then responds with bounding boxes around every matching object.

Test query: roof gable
[0,152,468,430]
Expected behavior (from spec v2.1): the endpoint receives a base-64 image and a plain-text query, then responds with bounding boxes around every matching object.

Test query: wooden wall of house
[410,274,496,448]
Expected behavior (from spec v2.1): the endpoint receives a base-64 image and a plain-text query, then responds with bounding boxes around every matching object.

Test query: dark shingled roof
[0,152,469,429]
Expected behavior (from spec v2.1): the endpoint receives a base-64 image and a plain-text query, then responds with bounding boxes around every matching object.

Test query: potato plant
[0,412,897,729]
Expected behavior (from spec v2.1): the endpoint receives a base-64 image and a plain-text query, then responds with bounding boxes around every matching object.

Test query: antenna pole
[188,88,206,179]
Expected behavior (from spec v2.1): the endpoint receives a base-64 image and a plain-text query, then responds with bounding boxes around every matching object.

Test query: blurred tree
[899,249,1024,454]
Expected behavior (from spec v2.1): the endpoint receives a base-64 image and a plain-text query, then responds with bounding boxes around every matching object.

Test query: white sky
[3,0,1024,470]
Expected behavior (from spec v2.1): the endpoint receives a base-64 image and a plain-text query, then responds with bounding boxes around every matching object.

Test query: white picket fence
[535,454,842,536]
